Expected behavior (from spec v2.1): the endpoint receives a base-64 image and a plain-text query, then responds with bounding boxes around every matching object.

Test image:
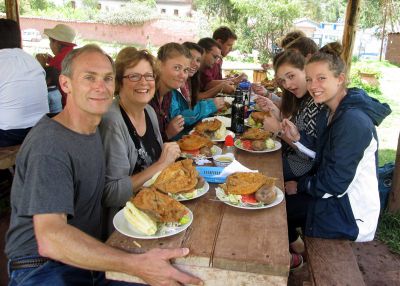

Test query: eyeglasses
[123,73,155,82]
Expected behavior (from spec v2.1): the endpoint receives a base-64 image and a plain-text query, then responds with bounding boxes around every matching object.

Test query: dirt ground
[287,240,400,286]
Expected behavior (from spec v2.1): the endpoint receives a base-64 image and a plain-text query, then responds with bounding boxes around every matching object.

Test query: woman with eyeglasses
[99,47,181,236]
[168,42,225,139]
[149,42,191,141]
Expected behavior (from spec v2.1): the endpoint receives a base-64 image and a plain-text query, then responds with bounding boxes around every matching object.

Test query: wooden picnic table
[106,146,290,285]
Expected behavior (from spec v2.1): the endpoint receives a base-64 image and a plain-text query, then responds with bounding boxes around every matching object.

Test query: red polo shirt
[200,59,223,91]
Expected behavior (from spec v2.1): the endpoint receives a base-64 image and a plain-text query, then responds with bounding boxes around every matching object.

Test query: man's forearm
[34,214,139,276]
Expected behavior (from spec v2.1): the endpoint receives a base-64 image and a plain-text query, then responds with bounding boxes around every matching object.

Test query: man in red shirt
[200,26,245,92]
[36,24,76,107]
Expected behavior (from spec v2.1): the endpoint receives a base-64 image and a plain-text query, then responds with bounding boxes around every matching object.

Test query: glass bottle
[231,88,244,134]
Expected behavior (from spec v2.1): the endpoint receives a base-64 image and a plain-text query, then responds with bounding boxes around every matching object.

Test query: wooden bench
[304,237,366,286]
[0,145,20,170]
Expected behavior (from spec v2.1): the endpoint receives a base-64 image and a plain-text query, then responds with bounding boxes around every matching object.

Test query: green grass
[379,149,397,166]
[377,211,400,254]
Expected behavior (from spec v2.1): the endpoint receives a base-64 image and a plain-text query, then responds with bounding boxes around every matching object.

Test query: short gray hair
[61,44,115,77]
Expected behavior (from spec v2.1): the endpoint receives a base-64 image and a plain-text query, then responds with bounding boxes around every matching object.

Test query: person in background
[285,36,318,59]
[0,19,49,147]
[197,37,235,98]
[280,30,307,49]
[261,29,306,70]
[200,27,245,91]
[149,42,191,141]
[254,36,318,100]
[99,47,181,235]
[5,44,202,286]
[36,24,76,107]
[283,42,391,253]
[44,66,62,113]
[169,42,225,139]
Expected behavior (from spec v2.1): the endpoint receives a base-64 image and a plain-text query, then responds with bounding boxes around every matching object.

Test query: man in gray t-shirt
[5,44,202,286]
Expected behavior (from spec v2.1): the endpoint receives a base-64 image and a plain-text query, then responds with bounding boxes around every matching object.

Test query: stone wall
[20,16,199,46]
[386,33,400,65]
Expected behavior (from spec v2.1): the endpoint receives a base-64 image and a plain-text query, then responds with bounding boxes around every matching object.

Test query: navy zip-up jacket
[298,88,391,241]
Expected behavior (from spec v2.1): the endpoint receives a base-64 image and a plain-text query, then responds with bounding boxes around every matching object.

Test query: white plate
[113,207,193,239]
[234,139,281,153]
[215,187,284,210]
[143,172,210,201]
[181,145,222,159]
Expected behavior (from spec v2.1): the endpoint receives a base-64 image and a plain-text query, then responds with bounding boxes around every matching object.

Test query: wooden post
[388,133,400,213]
[5,0,20,24]
[342,0,361,73]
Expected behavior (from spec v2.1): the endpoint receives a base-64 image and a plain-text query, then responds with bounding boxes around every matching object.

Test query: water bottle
[239,81,251,109]
[231,89,244,134]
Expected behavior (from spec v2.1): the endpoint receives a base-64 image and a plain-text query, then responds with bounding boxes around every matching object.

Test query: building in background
[294,18,381,58]
[156,0,193,17]
[386,33,400,64]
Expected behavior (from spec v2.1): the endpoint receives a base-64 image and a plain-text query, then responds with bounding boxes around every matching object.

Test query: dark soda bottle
[231,88,244,134]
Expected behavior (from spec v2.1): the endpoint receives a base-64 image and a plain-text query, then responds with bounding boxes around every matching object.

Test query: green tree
[232,0,301,61]
[300,0,346,22]
[193,0,240,22]
[359,0,400,31]
[82,0,99,9]
[29,0,50,10]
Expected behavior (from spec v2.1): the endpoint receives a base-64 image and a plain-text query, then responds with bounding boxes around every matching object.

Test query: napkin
[292,141,316,159]
[216,159,258,178]
[195,158,212,165]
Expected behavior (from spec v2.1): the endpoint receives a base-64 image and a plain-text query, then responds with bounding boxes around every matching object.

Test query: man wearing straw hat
[36,24,77,72]
[36,24,77,107]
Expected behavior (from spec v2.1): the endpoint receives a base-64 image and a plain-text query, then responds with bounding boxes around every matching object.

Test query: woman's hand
[282,119,300,142]
[252,84,267,97]
[285,181,298,195]
[213,97,225,110]
[255,96,276,112]
[262,113,282,133]
[157,142,181,167]
[166,115,185,139]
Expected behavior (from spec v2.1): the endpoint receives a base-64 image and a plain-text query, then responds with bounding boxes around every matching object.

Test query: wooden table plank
[212,149,289,277]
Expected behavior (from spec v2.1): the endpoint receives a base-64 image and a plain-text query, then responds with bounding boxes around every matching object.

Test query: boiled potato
[255,185,277,204]
[251,140,266,151]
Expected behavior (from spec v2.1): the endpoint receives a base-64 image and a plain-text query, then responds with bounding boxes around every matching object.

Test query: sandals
[290,253,304,271]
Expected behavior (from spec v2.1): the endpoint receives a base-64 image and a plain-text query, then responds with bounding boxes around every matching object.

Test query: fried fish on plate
[132,187,187,223]
[194,119,222,134]
[250,111,271,123]
[178,134,213,154]
[220,172,275,195]
[241,128,271,141]
[153,159,199,194]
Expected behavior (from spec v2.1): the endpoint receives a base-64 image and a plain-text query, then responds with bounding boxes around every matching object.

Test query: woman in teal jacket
[170,42,224,138]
